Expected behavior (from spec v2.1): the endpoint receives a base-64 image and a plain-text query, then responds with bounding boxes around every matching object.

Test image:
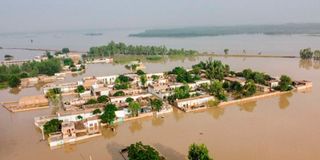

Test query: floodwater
[1,29,320,61]
[1,56,320,160]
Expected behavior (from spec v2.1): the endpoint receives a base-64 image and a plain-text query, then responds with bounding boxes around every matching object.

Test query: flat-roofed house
[175,95,214,111]
[224,76,246,86]
[255,84,270,92]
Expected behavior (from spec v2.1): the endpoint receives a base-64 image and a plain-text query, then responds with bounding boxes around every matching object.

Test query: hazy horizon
[1,0,320,34]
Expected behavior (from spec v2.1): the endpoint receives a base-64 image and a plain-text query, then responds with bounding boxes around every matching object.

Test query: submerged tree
[278,75,292,91]
[129,101,141,117]
[127,142,161,160]
[150,99,163,112]
[188,143,213,160]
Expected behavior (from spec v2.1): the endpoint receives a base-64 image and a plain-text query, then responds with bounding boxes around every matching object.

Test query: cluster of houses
[29,66,313,148]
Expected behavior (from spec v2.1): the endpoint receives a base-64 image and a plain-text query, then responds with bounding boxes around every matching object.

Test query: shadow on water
[172,108,185,122]
[106,142,126,160]
[153,143,185,160]
[101,126,118,139]
[237,101,257,112]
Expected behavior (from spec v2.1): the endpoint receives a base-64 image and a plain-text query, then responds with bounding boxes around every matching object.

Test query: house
[91,85,110,97]
[43,82,78,94]
[224,76,246,86]
[110,93,153,104]
[84,116,101,135]
[293,80,313,90]
[175,95,214,111]
[255,84,270,92]
[82,78,97,89]
[268,79,280,88]
[96,75,118,84]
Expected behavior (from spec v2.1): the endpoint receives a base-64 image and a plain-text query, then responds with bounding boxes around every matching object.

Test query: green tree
[140,74,147,87]
[151,75,160,81]
[188,143,213,160]
[173,85,191,99]
[207,80,227,101]
[127,142,161,160]
[77,115,83,120]
[43,119,62,135]
[75,85,85,93]
[126,97,134,103]
[97,95,108,103]
[92,108,101,115]
[8,75,21,88]
[129,101,141,117]
[100,103,118,125]
[113,91,125,97]
[224,48,229,55]
[150,99,163,112]
[63,58,74,66]
[136,69,146,75]
[241,80,257,97]
[62,48,70,54]
[278,75,292,91]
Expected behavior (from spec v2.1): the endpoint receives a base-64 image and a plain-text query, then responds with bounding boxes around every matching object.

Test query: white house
[175,95,214,111]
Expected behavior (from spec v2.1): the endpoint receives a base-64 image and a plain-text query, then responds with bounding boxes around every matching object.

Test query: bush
[75,85,85,93]
[188,143,213,160]
[8,75,21,88]
[85,99,98,105]
[92,108,102,115]
[97,95,108,103]
[113,91,125,97]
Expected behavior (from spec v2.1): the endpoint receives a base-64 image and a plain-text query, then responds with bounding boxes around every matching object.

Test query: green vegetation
[0,58,62,88]
[62,48,70,54]
[100,103,118,125]
[97,95,108,103]
[151,75,160,81]
[87,41,196,58]
[150,99,163,112]
[238,69,271,85]
[239,80,257,98]
[77,115,83,120]
[84,99,98,105]
[92,108,102,115]
[193,58,229,81]
[4,54,14,61]
[46,88,61,102]
[278,75,292,91]
[202,80,227,101]
[125,97,134,103]
[168,85,191,102]
[63,58,74,66]
[300,48,320,60]
[131,23,320,37]
[127,142,162,160]
[114,75,131,90]
[8,75,21,88]
[113,91,125,97]
[43,119,62,135]
[146,55,163,61]
[188,143,213,160]
[129,101,141,117]
[136,69,146,75]
[140,74,147,87]
[170,67,199,83]
[224,49,229,55]
[75,85,85,93]
[207,99,220,107]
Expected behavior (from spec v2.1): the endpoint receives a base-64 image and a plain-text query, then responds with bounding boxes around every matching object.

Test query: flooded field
[1,56,320,160]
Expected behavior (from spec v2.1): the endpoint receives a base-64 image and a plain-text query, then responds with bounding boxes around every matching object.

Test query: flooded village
[0,49,313,152]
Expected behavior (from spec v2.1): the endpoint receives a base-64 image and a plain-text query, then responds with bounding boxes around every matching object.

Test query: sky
[0,0,320,33]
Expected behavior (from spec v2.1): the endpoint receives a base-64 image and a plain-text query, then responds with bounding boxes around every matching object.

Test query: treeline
[0,58,62,88]
[87,41,197,58]
[300,48,320,60]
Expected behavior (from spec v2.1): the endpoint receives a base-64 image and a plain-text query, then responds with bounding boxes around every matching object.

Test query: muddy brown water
[1,56,320,160]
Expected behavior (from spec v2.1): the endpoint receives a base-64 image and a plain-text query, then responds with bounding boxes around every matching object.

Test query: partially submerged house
[174,95,214,112]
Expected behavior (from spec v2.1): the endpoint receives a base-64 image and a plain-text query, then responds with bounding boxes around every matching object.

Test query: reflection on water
[152,117,164,127]
[208,106,225,120]
[238,101,257,112]
[129,120,143,133]
[299,59,320,70]
[278,92,293,110]
[172,108,185,122]
[101,126,118,139]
